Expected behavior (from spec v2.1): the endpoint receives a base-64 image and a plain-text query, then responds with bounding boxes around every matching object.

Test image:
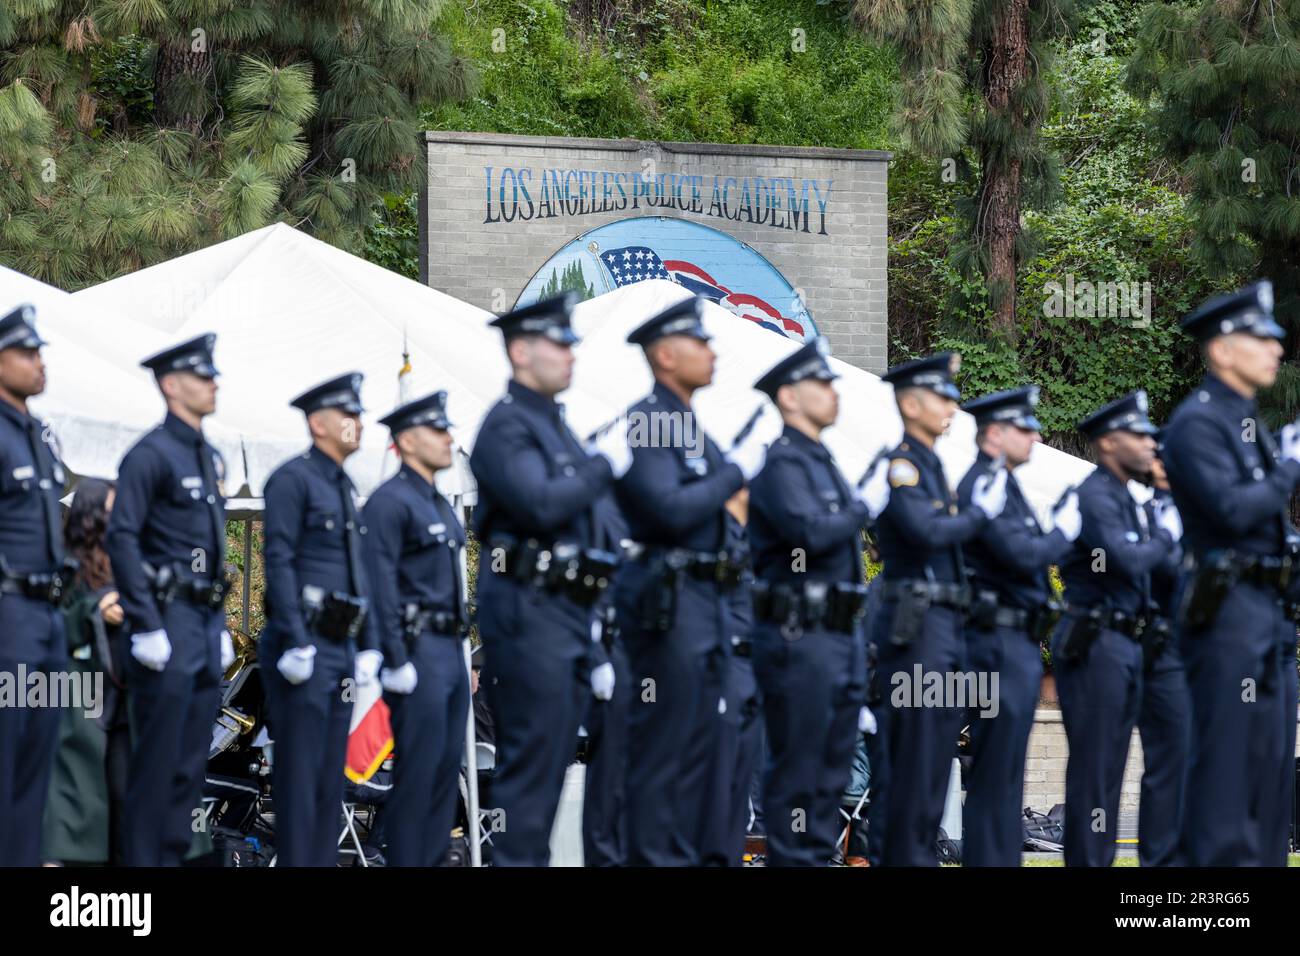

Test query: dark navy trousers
[123,599,222,867]
[582,638,630,867]
[261,629,353,867]
[961,623,1042,867]
[1136,647,1190,867]
[700,650,764,866]
[0,594,64,866]
[385,632,469,867]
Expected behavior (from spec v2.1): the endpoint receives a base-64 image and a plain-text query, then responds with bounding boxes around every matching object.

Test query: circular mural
[515,216,815,342]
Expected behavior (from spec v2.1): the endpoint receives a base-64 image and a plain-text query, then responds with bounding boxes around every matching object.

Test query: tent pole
[242,517,252,635]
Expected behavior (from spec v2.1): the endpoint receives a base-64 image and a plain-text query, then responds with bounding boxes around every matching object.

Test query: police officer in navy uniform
[105,333,231,866]
[1052,390,1182,867]
[872,352,1008,866]
[956,386,1081,866]
[470,293,630,866]
[581,491,630,867]
[612,295,769,866]
[747,339,891,866]
[1134,441,1190,867]
[0,305,71,866]
[1161,280,1300,866]
[362,391,469,867]
[261,372,382,867]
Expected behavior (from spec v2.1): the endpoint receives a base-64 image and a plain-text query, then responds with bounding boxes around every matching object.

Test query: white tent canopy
[29,223,1093,517]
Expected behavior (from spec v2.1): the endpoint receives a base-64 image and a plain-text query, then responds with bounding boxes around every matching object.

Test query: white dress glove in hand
[589,417,633,479]
[1281,422,1300,465]
[276,645,317,686]
[220,629,236,671]
[1153,498,1183,543]
[132,629,172,672]
[1053,489,1082,542]
[858,706,877,735]
[856,456,891,520]
[354,649,383,687]
[971,468,1009,520]
[725,429,769,481]
[591,662,615,701]
[381,662,418,695]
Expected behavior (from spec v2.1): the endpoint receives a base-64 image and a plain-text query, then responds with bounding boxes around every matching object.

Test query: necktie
[27,419,64,566]
[196,444,226,575]
[338,470,365,595]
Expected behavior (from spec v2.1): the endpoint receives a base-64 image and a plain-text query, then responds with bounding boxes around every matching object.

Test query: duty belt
[0,559,76,606]
[1062,604,1145,641]
[1234,554,1295,593]
[144,562,231,611]
[967,590,1062,641]
[751,579,868,637]
[401,601,465,640]
[627,544,748,589]
[880,579,971,611]
[488,536,619,607]
[301,585,369,643]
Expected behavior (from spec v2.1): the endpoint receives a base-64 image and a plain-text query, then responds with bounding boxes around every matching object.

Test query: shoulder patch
[889,458,919,488]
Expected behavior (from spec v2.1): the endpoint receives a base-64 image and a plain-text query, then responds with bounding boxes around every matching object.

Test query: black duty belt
[751,579,868,637]
[0,560,75,606]
[629,545,748,589]
[967,590,1062,642]
[401,602,465,640]
[488,536,619,607]
[1062,605,1145,641]
[1235,554,1295,592]
[880,579,971,611]
[301,585,369,643]
[144,562,231,611]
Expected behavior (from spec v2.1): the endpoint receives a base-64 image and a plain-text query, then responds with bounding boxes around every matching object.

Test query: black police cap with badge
[1077,389,1158,440]
[489,292,580,345]
[1181,279,1286,342]
[881,351,962,401]
[626,295,712,347]
[754,337,839,398]
[962,385,1043,432]
[291,372,364,415]
[0,304,47,352]
[379,390,453,434]
[140,333,219,379]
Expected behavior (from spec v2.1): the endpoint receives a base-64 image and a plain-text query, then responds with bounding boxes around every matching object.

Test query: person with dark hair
[42,478,132,865]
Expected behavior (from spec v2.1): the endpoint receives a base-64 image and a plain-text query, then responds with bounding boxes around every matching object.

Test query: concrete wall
[421,131,891,373]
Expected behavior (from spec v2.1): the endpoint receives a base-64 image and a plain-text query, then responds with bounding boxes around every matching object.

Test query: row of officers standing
[0,276,1297,867]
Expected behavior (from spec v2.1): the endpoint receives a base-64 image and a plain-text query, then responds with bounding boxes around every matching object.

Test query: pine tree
[0,1,471,287]
[1127,0,1300,424]
[855,0,1091,339]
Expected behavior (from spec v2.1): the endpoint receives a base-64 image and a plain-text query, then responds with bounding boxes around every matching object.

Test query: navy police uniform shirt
[0,398,66,575]
[875,436,987,583]
[470,379,612,547]
[262,445,376,651]
[362,463,465,668]
[957,450,1069,610]
[1058,465,1176,616]
[722,510,754,634]
[106,412,226,634]
[749,425,866,586]
[1143,488,1183,615]
[1162,373,1300,560]
[614,381,744,551]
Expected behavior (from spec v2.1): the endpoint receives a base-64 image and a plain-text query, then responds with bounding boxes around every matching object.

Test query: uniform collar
[163,411,205,447]
[781,424,830,460]
[1202,372,1256,412]
[650,379,692,415]
[1094,462,1132,498]
[507,378,560,415]
[398,461,437,497]
[901,431,939,465]
[0,396,37,430]
[306,443,349,482]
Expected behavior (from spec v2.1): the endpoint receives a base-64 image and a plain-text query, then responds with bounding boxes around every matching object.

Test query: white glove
[971,468,1009,520]
[1282,422,1300,465]
[591,661,615,701]
[856,456,891,520]
[220,629,235,671]
[717,696,727,715]
[1053,489,1082,542]
[591,618,603,642]
[725,429,769,481]
[589,417,633,479]
[858,706,877,735]
[131,629,172,672]
[276,645,317,686]
[354,649,383,687]
[1153,498,1183,543]
[381,662,419,695]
